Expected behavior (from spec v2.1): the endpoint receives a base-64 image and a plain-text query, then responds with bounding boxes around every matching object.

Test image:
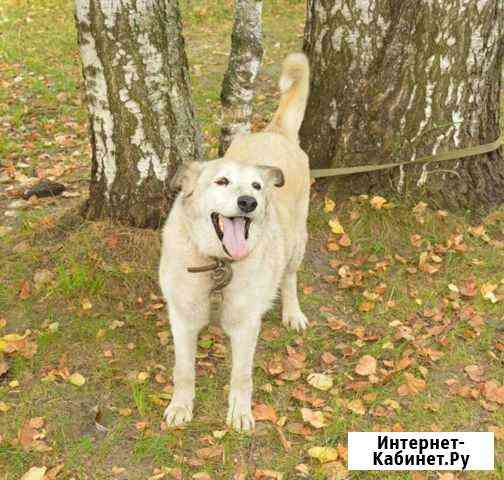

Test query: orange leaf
[252,403,278,424]
[18,280,31,300]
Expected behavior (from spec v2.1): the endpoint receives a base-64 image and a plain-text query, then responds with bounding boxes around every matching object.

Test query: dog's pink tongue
[222,217,248,260]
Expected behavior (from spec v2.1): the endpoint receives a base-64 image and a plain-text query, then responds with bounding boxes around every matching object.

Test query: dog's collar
[187,258,233,293]
[187,258,233,322]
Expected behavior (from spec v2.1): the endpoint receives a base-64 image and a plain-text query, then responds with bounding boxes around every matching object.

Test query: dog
[159,53,310,431]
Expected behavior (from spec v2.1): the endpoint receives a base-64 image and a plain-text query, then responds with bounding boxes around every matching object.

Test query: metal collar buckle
[187,258,233,293]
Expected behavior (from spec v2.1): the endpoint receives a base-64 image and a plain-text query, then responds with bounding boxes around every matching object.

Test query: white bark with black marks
[219,0,263,155]
[75,0,202,227]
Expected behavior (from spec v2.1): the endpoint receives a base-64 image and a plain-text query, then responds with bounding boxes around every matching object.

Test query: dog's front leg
[225,319,260,432]
[164,310,205,427]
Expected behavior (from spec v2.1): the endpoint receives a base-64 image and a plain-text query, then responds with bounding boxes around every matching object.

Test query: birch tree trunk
[219,0,263,155]
[75,0,202,228]
[300,0,504,208]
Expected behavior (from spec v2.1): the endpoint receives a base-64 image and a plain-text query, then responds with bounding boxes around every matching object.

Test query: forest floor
[0,1,503,479]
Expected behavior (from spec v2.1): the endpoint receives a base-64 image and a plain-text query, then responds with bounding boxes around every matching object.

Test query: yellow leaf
[68,372,86,387]
[0,401,11,413]
[307,373,333,391]
[347,399,366,415]
[481,283,498,303]
[324,197,336,213]
[328,217,345,235]
[81,299,92,310]
[308,446,339,463]
[383,399,400,411]
[370,196,387,209]
[489,425,504,440]
[20,467,47,480]
[3,333,26,342]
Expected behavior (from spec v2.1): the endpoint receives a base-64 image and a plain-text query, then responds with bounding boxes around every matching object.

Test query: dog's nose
[237,195,257,213]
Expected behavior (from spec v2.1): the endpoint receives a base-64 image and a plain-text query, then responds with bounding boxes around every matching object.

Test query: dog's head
[171,158,284,261]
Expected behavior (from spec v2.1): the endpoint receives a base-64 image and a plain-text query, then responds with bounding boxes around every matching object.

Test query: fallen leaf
[193,473,213,480]
[44,464,64,479]
[370,196,387,209]
[196,445,223,459]
[460,280,477,298]
[395,356,412,371]
[383,399,400,411]
[329,217,345,235]
[307,373,333,391]
[20,467,47,480]
[68,372,86,387]
[321,352,337,364]
[355,355,377,376]
[301,408,326,428]
[157,331,170,346]
[358,301,374,312]
[338,234,351,247]
[465,365,485,382]
[346,399,366,415]
[438,474,456,480]
[398,373,426,396]
[483,380,504,404]
[286,422,312,436]
[29,417,44,429]
[488,425,504,440]
[19,421,37,450]
[81,299,92,310]
[252,403,278,423]
[33,269,54,289]
[19,280,31,300]
[324,197,335,213]
[308,446,338,463]
[410,234,423,248]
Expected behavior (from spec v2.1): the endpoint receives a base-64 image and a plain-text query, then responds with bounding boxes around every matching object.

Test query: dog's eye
[215,177,229,186]
[252,182,262,190]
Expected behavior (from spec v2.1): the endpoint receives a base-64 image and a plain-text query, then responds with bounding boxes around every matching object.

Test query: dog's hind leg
[281,270,308,331]
[281,232,308,331]
[164,310,206,427]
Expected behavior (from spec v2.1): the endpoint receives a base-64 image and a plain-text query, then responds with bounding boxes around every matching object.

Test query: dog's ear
[258,166,285,188]
[170,161,205,196]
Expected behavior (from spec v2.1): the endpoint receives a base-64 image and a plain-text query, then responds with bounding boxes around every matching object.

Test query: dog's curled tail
[266,53,310,144]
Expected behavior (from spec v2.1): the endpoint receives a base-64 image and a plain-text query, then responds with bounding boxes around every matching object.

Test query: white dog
[159,53,310,431]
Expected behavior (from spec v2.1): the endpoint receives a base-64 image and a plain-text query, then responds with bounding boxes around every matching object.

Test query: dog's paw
[164,402,193,427]
[282,310,308,331]
[226,404,255,432]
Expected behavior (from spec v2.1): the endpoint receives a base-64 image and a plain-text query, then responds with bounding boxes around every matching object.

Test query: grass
[1,0,503,479]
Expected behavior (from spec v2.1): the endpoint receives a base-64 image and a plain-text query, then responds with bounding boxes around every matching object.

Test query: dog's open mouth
[211,212,251,260]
